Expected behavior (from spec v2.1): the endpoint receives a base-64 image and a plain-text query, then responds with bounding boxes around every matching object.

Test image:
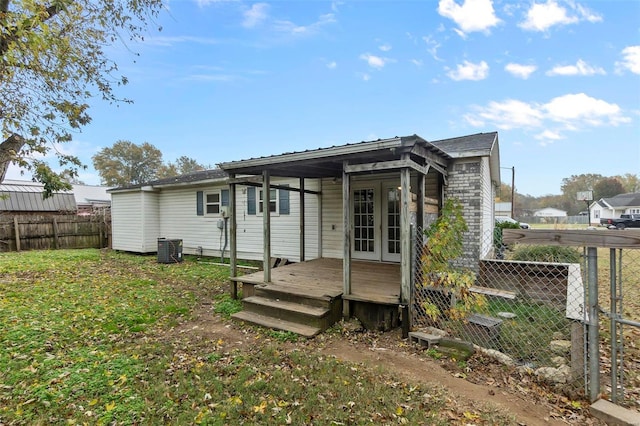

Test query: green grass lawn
[0,249,518,425]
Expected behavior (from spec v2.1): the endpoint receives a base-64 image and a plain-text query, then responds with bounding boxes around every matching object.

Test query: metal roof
[218,135,452,178]
[0,190,76,212]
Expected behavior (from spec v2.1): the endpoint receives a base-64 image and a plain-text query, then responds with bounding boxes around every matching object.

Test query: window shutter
[196,191,204,216]
[279,188,290,215]
[221,189,229,206]
[247,187,256,215]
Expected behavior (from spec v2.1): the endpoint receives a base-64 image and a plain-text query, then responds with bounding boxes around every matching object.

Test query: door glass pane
[353,189,375,253]
[386,188,401,254]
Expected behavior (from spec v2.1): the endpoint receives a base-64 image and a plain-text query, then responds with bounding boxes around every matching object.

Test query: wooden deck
[231,257,401,305]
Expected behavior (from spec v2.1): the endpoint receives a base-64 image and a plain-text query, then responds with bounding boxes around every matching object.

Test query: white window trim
[205,190,223,216]
[257,188,279,216]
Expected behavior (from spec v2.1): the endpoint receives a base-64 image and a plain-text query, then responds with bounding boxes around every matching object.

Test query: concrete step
[231,311,322,338]
[590,399,640,426]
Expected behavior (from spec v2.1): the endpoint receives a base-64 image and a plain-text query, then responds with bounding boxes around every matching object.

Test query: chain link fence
[412,224,640,410]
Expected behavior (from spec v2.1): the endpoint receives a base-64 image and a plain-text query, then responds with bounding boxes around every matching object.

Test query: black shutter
[247,187,256,215]
[279,188,289,215]
[196,191,204,216]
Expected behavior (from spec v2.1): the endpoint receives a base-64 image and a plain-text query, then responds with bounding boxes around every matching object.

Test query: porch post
[299,177,305,262]
[417,172,425,231]
[400,164,411,306]
[342,164,352,318]
[263,170,271,283]
[229,173,238,298]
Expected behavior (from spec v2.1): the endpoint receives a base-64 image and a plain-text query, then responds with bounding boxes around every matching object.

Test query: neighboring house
[533,207,567,217]
[495,202,512,217]
[72,184,112,215]
[0,180,77,215]
[590,192,640,225]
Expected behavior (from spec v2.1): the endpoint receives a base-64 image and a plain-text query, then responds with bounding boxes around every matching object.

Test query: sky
[6,0,640,197]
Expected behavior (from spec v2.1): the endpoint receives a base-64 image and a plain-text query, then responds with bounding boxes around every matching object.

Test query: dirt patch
[162,303,605,426]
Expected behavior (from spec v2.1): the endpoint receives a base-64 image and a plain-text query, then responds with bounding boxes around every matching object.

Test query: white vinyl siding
[109,178,320,262]
[320,178,345,259]
[111,190,160,253]
[236,177,320,262]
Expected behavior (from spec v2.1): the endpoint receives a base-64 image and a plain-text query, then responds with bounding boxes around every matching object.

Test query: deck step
[231,311,322,338]
[243,296,329,318]
[254,284,339,308]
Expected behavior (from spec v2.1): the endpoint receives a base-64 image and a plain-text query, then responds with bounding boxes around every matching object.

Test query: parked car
[601,214,640,230]
[495,216,530,229]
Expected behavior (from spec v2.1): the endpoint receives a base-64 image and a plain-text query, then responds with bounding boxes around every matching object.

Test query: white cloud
[519,0,602,32]
[465,99,544,129]
[437,0,501,35]
[465,93,630,138]
[535,129,564,147]
[243,3,269,28]
[422,35,443,61]
[326,61,337,70]
[505,63,537,79]
[546,59,605,76]
[143,35,221,47]
[274,13,336,35]
[196,0,235,7]
[447,60,489,81]
[616,45,640,75]
[411,59,423,67]
[360,73,371,81]
[543,93,629,126]
[379,43,392,52]
[360,53,391,69]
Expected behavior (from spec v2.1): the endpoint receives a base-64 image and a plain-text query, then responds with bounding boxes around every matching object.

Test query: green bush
[511,245,582,263]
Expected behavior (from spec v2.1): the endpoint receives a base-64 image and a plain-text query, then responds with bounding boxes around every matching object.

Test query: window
[206,192,221,214]
[259,189,277,213]
[196,189,229,216]
[246,186,289,215]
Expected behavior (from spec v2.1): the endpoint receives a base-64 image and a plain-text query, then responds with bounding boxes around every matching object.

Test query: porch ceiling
[219,135,451,179]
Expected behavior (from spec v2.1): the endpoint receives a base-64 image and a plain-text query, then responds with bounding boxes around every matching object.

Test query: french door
[352,181,402,262]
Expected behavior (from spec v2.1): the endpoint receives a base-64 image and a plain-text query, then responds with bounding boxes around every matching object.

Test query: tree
[594,177,624,199]
[93,141,163,187]
[560,174,604,214]
[158,156,210,178]
[616,173,640,193]
[0,0,163,196]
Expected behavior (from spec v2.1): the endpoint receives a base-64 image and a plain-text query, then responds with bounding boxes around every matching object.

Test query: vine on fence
[419,198,486,322]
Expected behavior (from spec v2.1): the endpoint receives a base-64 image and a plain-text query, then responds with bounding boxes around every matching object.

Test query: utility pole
[510,167,515,218]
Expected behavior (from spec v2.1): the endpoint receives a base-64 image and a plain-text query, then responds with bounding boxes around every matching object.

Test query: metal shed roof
[0,190,77,212]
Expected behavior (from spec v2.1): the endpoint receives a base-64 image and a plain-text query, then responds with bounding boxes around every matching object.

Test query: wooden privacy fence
[0,213,111,252]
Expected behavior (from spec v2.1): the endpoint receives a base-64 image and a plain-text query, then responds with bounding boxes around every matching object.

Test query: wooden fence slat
[0,213,111,252]
[14,216,21,251]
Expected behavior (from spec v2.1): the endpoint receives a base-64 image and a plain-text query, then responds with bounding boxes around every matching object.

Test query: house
[0,179,112,217]
[0,179,77,216]
[533,207,567,217]
[590,192,640,225]
[495,202,512,217]
[109,132,501,335]
[71,184,112,215]
[217,132,501,335]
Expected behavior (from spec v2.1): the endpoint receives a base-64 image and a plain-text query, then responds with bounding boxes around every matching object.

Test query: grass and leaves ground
[0,249,527,425]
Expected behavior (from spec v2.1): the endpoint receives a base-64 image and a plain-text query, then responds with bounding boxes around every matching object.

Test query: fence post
[52,217,59,249]
[587,246,600,402]
[13,216,20,251]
